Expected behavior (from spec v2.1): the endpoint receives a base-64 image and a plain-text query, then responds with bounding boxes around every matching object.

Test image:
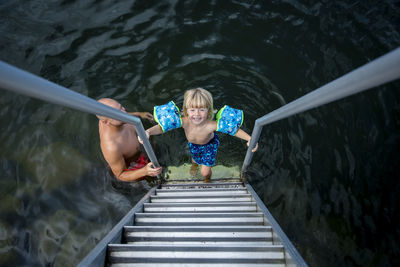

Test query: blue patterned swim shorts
[188,133,220,167]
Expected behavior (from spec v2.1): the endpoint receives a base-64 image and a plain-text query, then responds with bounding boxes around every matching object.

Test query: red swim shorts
[125,154,149,171]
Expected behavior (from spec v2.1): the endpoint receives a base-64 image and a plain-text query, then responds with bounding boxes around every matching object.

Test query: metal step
[124,241,276,246]
[126,240,273,247]
[124,226,273,243]
[150,194,253,203]
[134,212,265,226]
[161,182,245,190]
[109,264,284,267]
[155,188,249,196]
[143,202,258,213]
[108,244,285,265]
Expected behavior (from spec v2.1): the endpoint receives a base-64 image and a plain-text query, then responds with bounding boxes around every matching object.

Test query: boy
[141,88,257,182]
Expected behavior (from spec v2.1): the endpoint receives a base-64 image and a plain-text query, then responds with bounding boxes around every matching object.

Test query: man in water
[97,98,162,181]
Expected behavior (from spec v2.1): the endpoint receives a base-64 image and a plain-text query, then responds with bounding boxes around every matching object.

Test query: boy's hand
[247,138,258,152]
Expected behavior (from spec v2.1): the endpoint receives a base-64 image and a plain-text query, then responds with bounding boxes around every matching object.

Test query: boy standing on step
[139,88,257,183]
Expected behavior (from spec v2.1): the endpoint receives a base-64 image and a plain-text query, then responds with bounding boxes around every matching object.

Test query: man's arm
[102,145,161,181]
[116,162,162,182]
[128,112,154,122]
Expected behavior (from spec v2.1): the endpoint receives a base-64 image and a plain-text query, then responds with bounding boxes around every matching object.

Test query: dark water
[1,0,400,266]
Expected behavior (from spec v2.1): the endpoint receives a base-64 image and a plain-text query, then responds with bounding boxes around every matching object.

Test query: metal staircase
[104,180,290,266]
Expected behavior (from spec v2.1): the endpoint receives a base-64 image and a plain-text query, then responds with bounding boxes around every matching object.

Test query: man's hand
[145,162,162,176]
[138,130,150,144]
[130,112,154,122]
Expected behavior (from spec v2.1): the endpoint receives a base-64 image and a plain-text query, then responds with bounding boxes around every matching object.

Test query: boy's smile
[187,108,208,125]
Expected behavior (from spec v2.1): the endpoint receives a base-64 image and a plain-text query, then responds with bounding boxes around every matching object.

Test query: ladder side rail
[0,61,159,168]
[77,186,158,267]
[246,183,308,267]
[241,47,400,179]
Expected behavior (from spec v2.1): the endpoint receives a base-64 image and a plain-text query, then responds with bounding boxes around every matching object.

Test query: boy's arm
[146,124,163,136]
[234,129,250,142]
[138,124,163,144]
[234,129,258,152]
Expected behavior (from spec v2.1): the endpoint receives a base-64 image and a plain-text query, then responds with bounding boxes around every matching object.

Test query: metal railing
[0,61,160,170]
[241,47,400,180]
[77,186,159,267]
[245,183,307,267]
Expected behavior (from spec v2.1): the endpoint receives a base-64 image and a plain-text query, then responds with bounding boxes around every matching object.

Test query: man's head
[97,98,126,126]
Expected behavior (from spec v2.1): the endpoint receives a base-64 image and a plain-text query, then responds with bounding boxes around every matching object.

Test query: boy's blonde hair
[183,88,214,120]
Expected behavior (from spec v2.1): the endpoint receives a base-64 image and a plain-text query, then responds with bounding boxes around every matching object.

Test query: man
[97,98,162,181]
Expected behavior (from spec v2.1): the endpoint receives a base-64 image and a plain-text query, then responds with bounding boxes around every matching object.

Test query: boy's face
[187,107,208,125]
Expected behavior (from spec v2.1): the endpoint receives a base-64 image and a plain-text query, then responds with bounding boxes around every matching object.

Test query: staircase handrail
[241,47,400,180]
[0,61,160,169]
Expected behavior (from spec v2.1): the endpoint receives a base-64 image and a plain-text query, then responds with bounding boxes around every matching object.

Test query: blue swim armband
[216,105,244,136]
[153,101,182,133]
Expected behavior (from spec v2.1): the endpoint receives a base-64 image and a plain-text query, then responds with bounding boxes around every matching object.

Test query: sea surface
[1,0,400,266]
